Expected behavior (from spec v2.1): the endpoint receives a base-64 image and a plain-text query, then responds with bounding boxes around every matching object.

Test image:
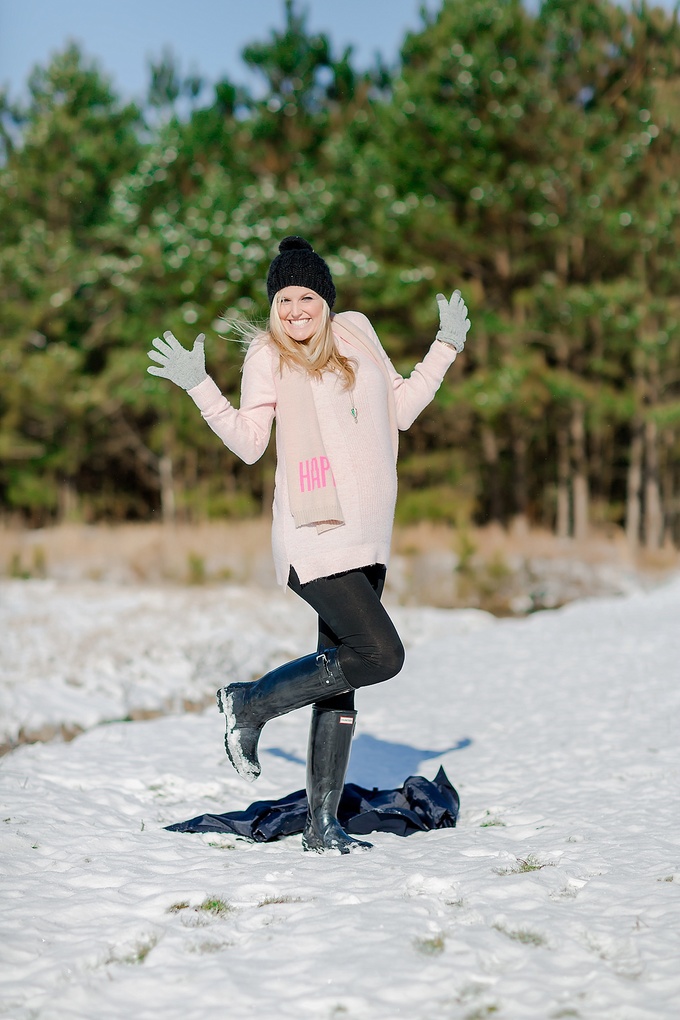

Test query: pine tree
[0,45,141,521]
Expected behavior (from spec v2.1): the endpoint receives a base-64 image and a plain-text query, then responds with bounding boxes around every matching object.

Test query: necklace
[350,390,358,423]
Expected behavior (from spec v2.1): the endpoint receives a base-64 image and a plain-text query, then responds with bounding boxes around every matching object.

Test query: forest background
[1,0,679,562]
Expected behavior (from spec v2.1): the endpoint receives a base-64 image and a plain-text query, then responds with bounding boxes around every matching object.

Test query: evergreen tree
[0,45,141,521]
[1,1,679,545]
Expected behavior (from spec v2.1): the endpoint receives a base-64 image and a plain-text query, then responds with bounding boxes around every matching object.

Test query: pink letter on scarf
[320,456,334,488]
[299,459,311,493]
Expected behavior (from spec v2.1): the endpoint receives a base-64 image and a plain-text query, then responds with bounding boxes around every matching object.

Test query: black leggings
[288,564,405,710]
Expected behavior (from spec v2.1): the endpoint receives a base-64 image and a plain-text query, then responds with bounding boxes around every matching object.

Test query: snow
[2,576,680,1019]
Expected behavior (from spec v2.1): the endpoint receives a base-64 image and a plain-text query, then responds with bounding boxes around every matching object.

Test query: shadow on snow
[267,733,472,789]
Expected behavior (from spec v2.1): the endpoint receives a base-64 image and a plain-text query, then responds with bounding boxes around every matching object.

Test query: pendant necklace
[350,390,358,423]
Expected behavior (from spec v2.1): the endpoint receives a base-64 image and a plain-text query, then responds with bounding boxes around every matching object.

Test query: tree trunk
[643,418,663,550]
[494,248,511,280]
[556,419,570,539]
[661,428,677,547]
[626,422,643,550]
[58,482,79,523]
[159,455,176,524]
[512,427,528,518]
[481,424,502,523]
[555,244,569,281]
[570,403,589,541]
[587,316,609,510]
[570,233,585,278]
[572,474,589,542]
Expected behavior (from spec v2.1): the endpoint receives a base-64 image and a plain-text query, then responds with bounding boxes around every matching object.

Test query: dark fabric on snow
[165,766,459,842]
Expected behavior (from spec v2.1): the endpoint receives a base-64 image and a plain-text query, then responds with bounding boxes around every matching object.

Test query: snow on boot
[216,649,352,782]
[302,707,373,854]
[215,682,263,782]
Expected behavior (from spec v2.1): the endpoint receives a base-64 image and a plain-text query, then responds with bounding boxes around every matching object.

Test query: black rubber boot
[216,649,352,782]
[302,707,373,854]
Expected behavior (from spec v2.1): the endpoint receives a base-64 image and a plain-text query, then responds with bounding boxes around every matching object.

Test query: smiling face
[276,286,326,343]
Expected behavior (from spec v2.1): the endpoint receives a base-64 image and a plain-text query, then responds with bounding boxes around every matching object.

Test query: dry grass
[1,517,677,613]
[393,515,675,570]
[0,519,277,587]
[393,517,679,611]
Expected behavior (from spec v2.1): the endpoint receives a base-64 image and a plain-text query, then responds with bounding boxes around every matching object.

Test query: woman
[147,236,470,854]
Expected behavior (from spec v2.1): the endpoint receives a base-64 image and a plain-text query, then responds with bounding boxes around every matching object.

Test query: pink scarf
[276,314,397,533]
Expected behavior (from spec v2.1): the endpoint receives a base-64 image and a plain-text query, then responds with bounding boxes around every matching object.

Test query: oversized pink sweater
[188,311,457,586]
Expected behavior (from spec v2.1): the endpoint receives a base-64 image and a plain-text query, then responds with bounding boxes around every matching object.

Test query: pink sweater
[188,311,457,586]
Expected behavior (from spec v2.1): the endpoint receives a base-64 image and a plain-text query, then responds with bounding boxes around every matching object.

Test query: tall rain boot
[216,648,352,782]
[302,707,373,854]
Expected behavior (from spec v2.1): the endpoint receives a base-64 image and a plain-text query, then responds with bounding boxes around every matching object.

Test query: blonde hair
[269,296,355,389]
[226,296,356,389]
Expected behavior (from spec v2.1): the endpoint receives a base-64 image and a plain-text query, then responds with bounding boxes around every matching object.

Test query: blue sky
[2,0,675,106]
[0,0,442,103]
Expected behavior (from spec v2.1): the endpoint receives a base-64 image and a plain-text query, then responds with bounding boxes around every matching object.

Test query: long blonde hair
[234,295,356,390]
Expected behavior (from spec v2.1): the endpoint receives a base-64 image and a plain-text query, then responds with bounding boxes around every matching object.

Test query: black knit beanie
[266,236,336,309]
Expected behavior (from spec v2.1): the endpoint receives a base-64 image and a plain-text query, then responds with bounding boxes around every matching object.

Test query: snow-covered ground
[1,577,680,1020]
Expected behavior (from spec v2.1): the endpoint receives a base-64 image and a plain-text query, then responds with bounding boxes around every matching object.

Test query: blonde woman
[147,236,470,854]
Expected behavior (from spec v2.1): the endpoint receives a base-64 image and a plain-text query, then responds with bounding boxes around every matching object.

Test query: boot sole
[302,825,373,854]
[216,685,261,782]
[302,837,373,855]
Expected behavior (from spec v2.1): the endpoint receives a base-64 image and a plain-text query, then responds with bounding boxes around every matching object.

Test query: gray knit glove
[147,331,208,390]
[435,291,471,353]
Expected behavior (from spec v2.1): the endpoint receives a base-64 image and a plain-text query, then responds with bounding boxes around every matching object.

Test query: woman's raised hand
[435,291,471,353]
[147,331,208,390]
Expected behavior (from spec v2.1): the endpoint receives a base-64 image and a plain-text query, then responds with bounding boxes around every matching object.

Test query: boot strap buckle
[316,651,333,684]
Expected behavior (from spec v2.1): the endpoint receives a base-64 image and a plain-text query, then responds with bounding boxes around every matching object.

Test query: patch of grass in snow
[109,934,158,965]
[131,937,157,963]
[197,897,232,916]
[552,885,578,901]
[454,984,500,1018]
[414,933,446,956]
[463,1005,499,1019]
[189,939,232,954]
[550,1010,581,1018]
[168,901,191,913]
[494,853,554,875]
[257,895,304,907]
[167,897,233,917]
[493,922,547,947]
[480,812,506,827]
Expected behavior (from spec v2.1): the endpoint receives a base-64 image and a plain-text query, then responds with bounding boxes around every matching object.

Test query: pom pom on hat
[266,235,336,309]
[278,236,313,252]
